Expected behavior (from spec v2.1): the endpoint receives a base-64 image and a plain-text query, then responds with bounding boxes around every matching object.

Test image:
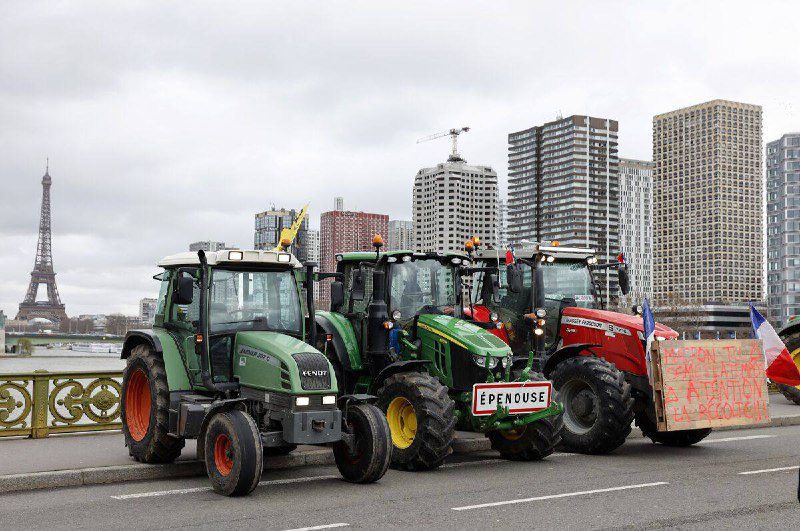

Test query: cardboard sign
[472,381,552,416]
[651,339,770,431]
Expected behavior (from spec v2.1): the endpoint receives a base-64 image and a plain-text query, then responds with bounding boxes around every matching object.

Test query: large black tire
[550,356,634,454]
[376,372,456,471]
[121,344,184,463]
[204,409,263,496]
[487,371,563,461]
[333,403,392,483]
[777,384,800,405]
[635,412,711,446]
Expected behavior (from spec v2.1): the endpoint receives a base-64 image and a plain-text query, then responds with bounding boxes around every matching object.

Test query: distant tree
[104,315,129,336]
[17,338,34,356]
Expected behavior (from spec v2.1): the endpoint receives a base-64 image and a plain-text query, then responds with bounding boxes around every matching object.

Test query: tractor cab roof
[158,249,302,269]
[336,249,470,265]
[475,244,596,262]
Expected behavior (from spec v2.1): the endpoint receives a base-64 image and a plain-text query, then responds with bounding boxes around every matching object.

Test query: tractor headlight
[322,395,336,405]
[587,256,598,265]
[490,312,499,322]
[295,396,310,406]
[228,251,244,261]
[392,310,402,320]
[535,308,547,319]
[501,356,510,369]
[534,328,544,336]
[656,336,666,341]
[473,354,499,369]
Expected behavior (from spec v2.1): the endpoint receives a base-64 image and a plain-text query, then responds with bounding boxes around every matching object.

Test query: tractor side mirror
[351,269,365,301]
[330,281,345,311]
[618,265,631,295]
[506,264,523,294]
[490,273,500,303]
[173,273,194,305]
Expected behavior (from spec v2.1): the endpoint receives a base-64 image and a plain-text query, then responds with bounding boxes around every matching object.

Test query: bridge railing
[0,370,123,438]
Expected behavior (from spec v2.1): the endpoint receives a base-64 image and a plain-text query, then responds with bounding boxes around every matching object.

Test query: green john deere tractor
[314,238,563,471]
[121,249,391,496]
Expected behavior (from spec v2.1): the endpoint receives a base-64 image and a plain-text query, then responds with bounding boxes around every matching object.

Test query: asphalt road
[2,425,799,530]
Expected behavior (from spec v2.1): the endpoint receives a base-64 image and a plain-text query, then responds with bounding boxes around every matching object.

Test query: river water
[0,348,126,373]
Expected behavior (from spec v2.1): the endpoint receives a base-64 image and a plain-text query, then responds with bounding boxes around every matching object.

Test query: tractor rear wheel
[377,372,455,471]
[204,409,263,496]
[333,403,392,483]
[550,356,634,454]
[777,384,800,405]
[122,344,184,463]
[635,412,711,446]
[488,371,563,460]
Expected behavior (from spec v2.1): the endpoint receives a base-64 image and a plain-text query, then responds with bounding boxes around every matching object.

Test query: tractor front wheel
[377,372,456,471]
[550,356,634,454]
[488,413,563,461]
[204,409,263,496]
[121,344,184,463]
[635,412,711,446]
[333,403,391,483]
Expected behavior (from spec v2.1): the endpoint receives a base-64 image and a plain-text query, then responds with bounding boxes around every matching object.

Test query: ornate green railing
[0,370,123,438]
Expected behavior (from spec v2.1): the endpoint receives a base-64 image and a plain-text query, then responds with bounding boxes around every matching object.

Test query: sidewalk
[1,394,798,493]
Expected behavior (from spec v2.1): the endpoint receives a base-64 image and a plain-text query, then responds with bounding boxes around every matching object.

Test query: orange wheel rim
[126,368,151,442]
[214,434,233,476]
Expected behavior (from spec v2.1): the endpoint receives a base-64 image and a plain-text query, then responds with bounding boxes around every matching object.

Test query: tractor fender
[337,393,378,408]
[122,330,163,360]
[315,311,361,371]
[372,360,431,393]
[541,343,600,378]
[778,320,800,342]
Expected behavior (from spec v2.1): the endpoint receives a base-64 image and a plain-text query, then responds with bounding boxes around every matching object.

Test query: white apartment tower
[653,100,763,337]
[618,158,654,305]
[497,198,509,250]
[388,220,414,250]
[413,157,499,253]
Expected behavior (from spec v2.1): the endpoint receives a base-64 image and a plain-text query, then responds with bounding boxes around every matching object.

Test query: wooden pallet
[651,339,770,431]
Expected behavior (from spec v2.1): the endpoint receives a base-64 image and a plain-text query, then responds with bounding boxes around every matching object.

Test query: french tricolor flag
[750,304,800,386]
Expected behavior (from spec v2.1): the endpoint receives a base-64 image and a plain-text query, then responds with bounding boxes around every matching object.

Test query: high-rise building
[507,115,620,299]
[388,220,414,250]
[497,198,509,250]
[618,158,654,306]
[189,241,230,252]
[254,207,309,262]
[139,298,158,324]
[653,99,763,337]
[413,156,499,254]
[319,207,388,308]
[767,133,800,327]
[306,228,320,303]
[334,197,344,211]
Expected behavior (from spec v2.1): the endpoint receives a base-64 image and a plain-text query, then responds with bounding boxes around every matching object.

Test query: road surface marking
[451,481,669,511]
[739,465,800,475]
[697,435,775,444]
[111,474,339,500]
[284,524,349,531]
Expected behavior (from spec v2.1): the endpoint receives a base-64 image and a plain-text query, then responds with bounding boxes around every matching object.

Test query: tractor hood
[562,307,678,338]
[233,331,336,394]
[417,314,512,358]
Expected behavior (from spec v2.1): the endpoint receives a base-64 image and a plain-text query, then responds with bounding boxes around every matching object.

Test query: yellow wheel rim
[386,396,417,449]
[791,347,800,390]
[499,427,526,441]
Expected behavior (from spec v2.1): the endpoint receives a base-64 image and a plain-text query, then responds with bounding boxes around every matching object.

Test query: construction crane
[274,204,310,252]
[416,126,470,162]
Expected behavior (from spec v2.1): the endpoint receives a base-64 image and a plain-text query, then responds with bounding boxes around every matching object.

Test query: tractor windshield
[540,260,596,309]
[389,258,457,321]
[208,268,302,335]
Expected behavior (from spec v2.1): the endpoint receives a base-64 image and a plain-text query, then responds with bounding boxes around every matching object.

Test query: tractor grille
[292,352,332,390]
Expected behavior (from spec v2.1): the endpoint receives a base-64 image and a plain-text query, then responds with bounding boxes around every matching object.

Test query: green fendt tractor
[314,237,563,470]
[120,249,391,496]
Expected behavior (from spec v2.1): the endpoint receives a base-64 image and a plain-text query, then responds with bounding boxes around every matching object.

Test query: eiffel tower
[16,162,68,324]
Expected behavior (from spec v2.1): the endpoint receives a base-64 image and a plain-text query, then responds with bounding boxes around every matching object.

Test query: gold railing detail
[0,370,123,438]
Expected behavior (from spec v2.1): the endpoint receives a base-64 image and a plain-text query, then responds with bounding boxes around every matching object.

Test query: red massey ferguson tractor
[466,243,712,454]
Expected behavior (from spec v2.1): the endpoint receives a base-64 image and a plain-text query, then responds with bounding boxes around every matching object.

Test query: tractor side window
[155,271,170,317]
[170,268,200,326]
[351,268,373,315]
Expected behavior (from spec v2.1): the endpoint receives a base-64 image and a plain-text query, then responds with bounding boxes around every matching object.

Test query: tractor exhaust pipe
[366,269,389,378]
[305,261,318,347]
[196,250,219,393]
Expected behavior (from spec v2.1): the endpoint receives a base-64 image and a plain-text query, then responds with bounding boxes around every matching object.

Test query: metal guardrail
[0,370,123,438]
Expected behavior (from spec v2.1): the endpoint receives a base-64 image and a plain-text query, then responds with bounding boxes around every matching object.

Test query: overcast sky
[1,1,798,317]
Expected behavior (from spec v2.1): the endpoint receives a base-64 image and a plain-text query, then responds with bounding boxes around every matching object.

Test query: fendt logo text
[302,370,328,377]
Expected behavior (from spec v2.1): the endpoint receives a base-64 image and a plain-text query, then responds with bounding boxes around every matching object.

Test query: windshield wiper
[214,317,268,325]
